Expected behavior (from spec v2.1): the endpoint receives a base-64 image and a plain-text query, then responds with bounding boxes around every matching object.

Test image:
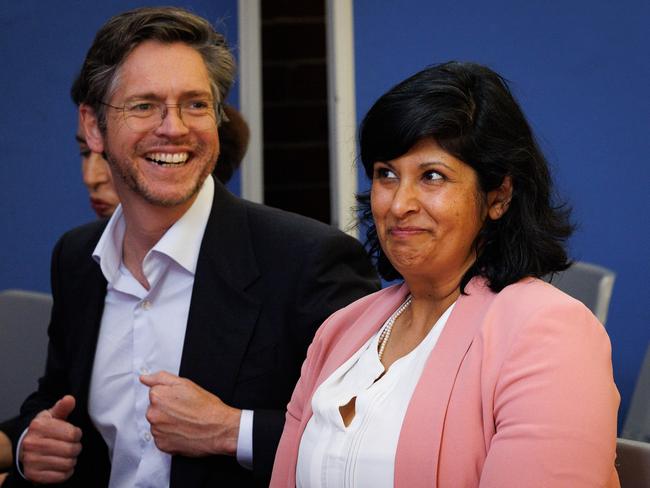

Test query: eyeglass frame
[99,99,225,132]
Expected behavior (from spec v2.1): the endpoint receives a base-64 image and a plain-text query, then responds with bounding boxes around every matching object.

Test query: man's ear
[486,175,513,220]
[79,104,104,153]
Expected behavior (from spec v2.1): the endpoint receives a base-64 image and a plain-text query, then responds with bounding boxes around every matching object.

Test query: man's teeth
[147,152,189,164]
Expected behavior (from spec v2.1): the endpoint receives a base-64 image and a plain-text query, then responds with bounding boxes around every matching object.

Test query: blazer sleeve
[7,237,69,449]
[251,230,379,481]
[479,299,620,487]
[1,237,76,487]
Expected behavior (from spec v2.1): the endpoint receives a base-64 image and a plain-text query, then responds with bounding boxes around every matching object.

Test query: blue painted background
[353,0,650,429]
[0,0,239,293]
[1,0,648,433]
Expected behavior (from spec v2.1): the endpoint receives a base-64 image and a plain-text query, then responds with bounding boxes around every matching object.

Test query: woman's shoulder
[494,277,593,317]
[474,277,608,348]
[311,283,407,344]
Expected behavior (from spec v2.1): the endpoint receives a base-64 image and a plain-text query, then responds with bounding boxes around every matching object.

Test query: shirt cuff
[15,428,29,479]
[236,409,253,470]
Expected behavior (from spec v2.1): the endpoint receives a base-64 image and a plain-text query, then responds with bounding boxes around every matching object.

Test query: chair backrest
[546,261,616,326]
[616,438,650,487]
[622,344,650,442]
[0,289,52,420]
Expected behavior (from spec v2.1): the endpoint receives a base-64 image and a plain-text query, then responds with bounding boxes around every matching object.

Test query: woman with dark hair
[271,62,619,487]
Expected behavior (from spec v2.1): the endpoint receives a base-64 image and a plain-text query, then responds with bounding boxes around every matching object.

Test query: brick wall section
[261,0,331,223]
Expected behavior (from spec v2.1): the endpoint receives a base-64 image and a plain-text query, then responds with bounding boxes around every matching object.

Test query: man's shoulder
[240,198,351,243]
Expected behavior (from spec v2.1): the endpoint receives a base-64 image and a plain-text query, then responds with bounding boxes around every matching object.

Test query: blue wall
[1,0,647,433]
[0,0,239,293]
[354,0,650,429]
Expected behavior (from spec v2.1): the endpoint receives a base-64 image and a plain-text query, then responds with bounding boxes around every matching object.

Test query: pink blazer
[270,277,620,487]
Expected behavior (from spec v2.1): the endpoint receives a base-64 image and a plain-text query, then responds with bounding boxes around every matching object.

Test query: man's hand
[140,371,241,457]
[20,395,82,484]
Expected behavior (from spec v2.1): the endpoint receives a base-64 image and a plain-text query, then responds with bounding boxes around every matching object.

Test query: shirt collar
[92,176,215,282]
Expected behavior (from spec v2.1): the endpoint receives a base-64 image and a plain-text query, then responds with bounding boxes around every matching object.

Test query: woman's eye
[374,167,397,179]
[423,170,443,182]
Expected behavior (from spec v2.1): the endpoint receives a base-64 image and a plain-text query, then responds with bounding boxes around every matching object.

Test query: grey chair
[622,344,650,443]
[0,289,52,420]
[616,438,650,487]
[546,261,616,326]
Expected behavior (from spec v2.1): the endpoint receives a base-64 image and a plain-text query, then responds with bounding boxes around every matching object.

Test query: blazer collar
[195,178,261,290]
[316,283,410,389]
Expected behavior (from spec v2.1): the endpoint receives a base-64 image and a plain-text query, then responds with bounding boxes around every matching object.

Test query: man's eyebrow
[124,90,213,101]
[123,92,161,101]
[182,90,213,98]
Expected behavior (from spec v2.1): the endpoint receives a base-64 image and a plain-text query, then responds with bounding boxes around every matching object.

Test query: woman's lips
[90,198,112,217]
[389,226,427,237]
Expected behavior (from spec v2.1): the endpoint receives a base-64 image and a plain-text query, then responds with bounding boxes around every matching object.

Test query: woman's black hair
[357,61,573,292]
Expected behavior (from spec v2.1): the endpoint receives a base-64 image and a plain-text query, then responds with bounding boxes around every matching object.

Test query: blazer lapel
[316,283,409,387]
[394,278,495,488]
[71,268,107,402]
[173,182,262,487]
[66,231,108,417]
[295,284,410,434]
[178,180,262,398]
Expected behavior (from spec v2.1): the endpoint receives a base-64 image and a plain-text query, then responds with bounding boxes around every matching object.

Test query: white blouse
[296,300,455,488]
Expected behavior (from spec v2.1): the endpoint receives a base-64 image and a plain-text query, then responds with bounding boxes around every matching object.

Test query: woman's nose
[82,153,110,189]
[390,180,420,217]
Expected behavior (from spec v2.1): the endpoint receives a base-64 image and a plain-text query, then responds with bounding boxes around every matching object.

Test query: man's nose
[155,105,190,136]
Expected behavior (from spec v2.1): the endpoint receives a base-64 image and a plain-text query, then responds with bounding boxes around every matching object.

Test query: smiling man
[4,7,378,488]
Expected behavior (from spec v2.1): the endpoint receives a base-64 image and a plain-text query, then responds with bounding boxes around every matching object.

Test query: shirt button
[144,432,152,442]
[140,366,149,375]
[142,300,152,310]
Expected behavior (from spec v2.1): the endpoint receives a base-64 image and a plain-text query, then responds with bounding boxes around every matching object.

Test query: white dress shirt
[88,177,214,488]
[296,300,455,488]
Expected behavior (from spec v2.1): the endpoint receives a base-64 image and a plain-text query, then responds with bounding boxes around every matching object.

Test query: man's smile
[145,151,190,166]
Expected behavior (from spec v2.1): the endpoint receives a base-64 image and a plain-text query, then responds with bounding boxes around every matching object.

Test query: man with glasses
[5,7,378,488]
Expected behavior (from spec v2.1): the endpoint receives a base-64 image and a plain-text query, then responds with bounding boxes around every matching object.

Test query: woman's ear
[487,175,513,220]
[79,104,104,154]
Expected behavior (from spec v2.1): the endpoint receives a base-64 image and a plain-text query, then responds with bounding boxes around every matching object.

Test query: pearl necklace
[377,295,412,361]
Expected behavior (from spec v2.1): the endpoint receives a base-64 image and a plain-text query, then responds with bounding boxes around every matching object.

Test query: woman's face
[371,138,491,286]
[77,115,120,218]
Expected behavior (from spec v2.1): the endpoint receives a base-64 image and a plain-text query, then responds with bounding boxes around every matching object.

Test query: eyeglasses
[100,99,221,132]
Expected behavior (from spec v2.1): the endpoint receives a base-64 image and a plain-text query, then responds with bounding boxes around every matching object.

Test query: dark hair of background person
[213,104,250,184]
[70,6,235,131]
[357,61,573,293]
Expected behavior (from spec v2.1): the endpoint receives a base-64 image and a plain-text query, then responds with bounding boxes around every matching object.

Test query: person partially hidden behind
[76,113,120,219]
[270,62,620,487]
[3,7,378,488]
